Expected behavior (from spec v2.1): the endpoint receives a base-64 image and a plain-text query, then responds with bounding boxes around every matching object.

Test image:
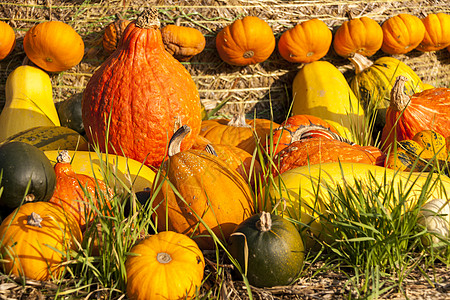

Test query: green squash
[348,53,426,137]
[228,211,304,287]
[0,141,56,209]
[56,93,85,135]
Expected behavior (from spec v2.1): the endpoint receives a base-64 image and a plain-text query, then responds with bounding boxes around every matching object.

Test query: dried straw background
[0,0,449,123]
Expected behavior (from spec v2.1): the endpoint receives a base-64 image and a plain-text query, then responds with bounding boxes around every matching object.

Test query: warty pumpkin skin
[332,16,383,58]
[23,21,84,72]
[154,125,256,250]
[381,14,425,55]
[0,202,82,281]
[0,21,16,61]
[48,150,113,229]
[215,16,275,66]
[278,18,332,63]
[82,9,202,169]
[126,231,205,300]
[381,76,450,152]
[417,13,450,52]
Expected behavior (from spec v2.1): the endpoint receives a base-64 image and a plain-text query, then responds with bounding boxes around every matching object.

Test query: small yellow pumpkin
[381,14,425,55]
[417,13,450,52]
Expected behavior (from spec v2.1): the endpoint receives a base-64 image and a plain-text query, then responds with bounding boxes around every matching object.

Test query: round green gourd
[56,93,85,135]
[228,211,304,287]
[0,141,56,209]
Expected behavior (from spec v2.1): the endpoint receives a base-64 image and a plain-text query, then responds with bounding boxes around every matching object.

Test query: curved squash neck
[390,75,410,111]
[348,53,374,74]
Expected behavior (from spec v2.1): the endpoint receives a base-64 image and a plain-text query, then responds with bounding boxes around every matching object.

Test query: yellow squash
[291,61,365,143]
[44,150,155,193]
[266,162,450,248]
[0,66,60,141]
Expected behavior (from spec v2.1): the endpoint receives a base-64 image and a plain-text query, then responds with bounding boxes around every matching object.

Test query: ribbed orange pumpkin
[417,13,450,52]
[82,9,202,168]
[381,14,425,55]
[0,21,15,61]
[102,18,132,54]
[272,127,385,176]
[154,125,255,250]
[23,21,84,72]
[278,18,332,63]
[161,22,206,61]
[216,16,275,66]
[268,114,338,155]
[48,150,113,229]
[381,76,450,152]
[333,16,383,57]
[199,112,278,155]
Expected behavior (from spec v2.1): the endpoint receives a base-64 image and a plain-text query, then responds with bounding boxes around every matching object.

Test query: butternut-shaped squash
[266,162,450,248]
[44,150,155,193]
[0,66,60,141]
[291,61,365,143]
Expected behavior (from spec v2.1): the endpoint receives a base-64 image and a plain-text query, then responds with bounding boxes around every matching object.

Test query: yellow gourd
[291,61,365,143]
[266,162,450,248]
[0,66,60,141]
[44,150,155,192]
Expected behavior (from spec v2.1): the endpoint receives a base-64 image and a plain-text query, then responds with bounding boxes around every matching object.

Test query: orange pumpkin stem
[256,211,272,232]
[390,75,410,112]
[227,111,251,128]
[135,8,161,29]
[168,125,191,156]
[27,212,43,228]
[348,53,374,74]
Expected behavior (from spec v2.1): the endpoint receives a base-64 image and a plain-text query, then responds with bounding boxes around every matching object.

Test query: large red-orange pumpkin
[381,76,450,152]
[82,9,202,168]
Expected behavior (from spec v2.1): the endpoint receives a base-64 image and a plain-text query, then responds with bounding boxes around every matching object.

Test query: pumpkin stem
[56,150,71,163]
[390,75,410,112]
[205,144,218,156]
[227,112,251,128]
[156,252,172,264]
[348,53,373,74]
[168,125,191,157]
[256,211,272,232]
[136,8,161,29]
[243,50,254,59]
[292,125,356,145]
[27,212,43,228]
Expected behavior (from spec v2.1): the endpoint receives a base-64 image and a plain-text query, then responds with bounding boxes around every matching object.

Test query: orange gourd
[23,21,84,72]
[332,16,383,57]
[381,14,425,55]
[102,18,132,54]
[268,114,338,155]
[153,125,255,250]
[48,150,113,229]
[272,127,385,176]
[0,21,15,60]
[0,202,82,281]
[161,21,206,61]
[381,76,450,152]
[199,112,278,154]
[278,18,332,63]
[215,16,275,66]
[417,13,450,52]
[82,9,202,168]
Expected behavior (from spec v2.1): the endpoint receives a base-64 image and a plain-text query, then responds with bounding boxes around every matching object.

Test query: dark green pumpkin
[56,93,85,135]
[228,211,304,287]
[0,141,56,209]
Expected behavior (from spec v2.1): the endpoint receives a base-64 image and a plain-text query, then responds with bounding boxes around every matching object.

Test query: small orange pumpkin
[417,13,450,52]
[0,202,82,281]
[161,21,206,61]
[381,14,425,55]
[0,21,16,61]
[48,150,113,229]
[23,21,85,72]
[102,18,132,54]
[216,16,275,66]
[333,16,383,57]
[126,231,205,300]
[278,18,332,63]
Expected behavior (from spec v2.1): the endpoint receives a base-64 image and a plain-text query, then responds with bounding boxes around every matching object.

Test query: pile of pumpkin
[0,7,449,300]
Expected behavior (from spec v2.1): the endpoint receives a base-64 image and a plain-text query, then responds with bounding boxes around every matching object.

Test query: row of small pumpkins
[0,7,450,300]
